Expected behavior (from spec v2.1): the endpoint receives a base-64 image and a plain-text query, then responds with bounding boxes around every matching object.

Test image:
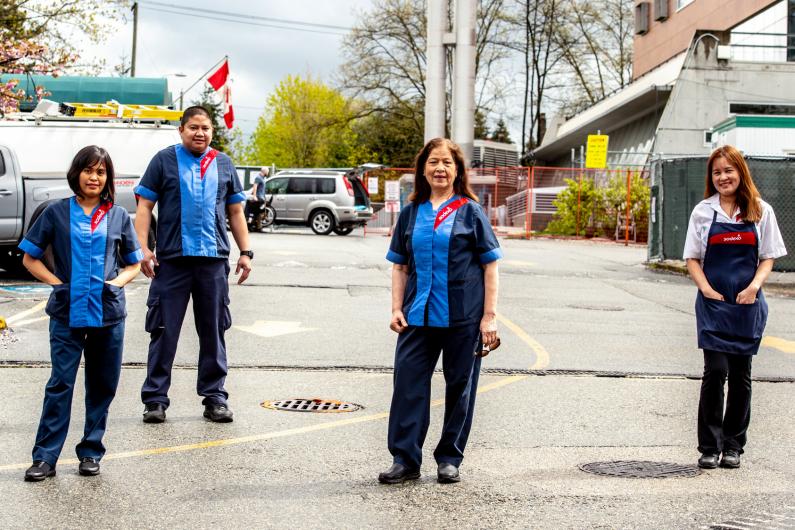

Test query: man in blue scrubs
[134,106,252,423]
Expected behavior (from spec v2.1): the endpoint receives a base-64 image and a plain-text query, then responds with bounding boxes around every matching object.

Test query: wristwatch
[240,250,254,259]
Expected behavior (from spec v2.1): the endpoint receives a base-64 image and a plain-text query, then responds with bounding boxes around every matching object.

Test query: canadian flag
[206,58,234,129]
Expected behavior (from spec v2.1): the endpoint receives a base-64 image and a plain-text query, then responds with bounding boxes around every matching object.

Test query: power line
[138,0,352,32]
[143,6,348,36]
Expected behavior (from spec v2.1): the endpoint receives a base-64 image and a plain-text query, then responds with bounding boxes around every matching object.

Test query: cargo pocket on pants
[144,295,164,333]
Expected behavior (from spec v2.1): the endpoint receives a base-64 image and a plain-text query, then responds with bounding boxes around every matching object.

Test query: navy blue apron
[695,211,768,355]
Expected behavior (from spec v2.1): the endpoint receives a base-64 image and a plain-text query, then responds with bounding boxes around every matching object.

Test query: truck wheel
[309,210,335,235]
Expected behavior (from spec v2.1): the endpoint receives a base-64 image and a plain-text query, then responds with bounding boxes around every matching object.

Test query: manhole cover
[579,460,701,478]
[567,304,625,311]
[261,398,363,413]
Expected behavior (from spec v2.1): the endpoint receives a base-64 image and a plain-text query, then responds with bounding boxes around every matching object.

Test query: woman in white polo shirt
[683,145,787,470]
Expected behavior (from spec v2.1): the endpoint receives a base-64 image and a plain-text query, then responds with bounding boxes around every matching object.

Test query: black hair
[410,138,478,204]
[67,145,115,203]
[180,105,212,126]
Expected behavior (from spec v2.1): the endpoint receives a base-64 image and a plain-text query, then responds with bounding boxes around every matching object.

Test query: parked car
[265,170,373,235]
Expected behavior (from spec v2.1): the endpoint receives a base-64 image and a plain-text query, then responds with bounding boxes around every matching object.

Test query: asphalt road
[1,227,793,529]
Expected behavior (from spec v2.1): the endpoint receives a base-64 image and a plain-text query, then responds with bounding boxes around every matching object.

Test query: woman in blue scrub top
[19,146,143,481]
[378,138,503,485]
[683,145,786,470]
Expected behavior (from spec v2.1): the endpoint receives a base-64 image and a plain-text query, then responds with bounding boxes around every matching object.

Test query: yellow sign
[585,134,609,169]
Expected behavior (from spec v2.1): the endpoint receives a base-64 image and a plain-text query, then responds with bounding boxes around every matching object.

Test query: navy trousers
[141,257,231,408]
[697,349,753,455]
[387,324,482,469]
[32,319,124,466]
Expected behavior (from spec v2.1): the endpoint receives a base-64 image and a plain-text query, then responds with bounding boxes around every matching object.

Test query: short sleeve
[473,205,503,264]
[386,206,411,265]
[18,206,54,259]
[758,205,787,259]
[682,209,704,260]
[225,159,246,205]
[135,152,163,202]
[118,209,144,265]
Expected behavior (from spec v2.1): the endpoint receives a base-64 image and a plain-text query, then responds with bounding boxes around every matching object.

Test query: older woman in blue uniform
[20,146,142,481]
[134,106,252,424]
[684,145,786,470]
[378,138,502,484]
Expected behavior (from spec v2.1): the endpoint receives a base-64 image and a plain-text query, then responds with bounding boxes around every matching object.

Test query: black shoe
[78,457,100,476]
[24,461,56,482]
[142,403,166,423]
[378,463,421,484]
[698,453,719,469]
[720,450,741,468]
[203,403,234,423]
[437,462,461,483]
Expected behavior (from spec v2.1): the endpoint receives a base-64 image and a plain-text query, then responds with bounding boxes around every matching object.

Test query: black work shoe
[720,450,741,468]
[698,453,719,469]
[203,403,234,423]
[24,461,55,482]
[378,463,421,484]
[78,457,100,476]
[142,403,166,423]
[437,462,461,483]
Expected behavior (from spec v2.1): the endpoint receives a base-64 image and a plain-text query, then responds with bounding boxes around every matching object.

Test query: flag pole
[179,55,229,104]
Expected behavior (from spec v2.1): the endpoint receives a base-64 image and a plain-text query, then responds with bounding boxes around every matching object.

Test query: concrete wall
[653,35,795,157]
[633,0,778,79]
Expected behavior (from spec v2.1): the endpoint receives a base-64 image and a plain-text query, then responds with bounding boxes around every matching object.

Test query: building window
[677,0,695,9]
[704,131,713,146]
[635,2,649,35]
[729,102,795,116]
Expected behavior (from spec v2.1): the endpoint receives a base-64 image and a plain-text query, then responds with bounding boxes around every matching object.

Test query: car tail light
[343,175,354,197]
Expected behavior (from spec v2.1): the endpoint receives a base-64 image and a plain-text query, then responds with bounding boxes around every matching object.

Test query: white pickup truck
[0,117,180,273]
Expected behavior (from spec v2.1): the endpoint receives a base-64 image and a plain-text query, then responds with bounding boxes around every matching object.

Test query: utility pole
[131,2,139,77]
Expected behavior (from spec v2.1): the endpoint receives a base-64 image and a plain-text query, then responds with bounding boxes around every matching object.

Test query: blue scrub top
[19,197,144,328]
[134,144,246,260]
[386,196,503,327]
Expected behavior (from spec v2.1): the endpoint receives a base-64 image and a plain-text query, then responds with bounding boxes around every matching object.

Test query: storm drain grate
[261,398,363,413]
[579,460,701,478]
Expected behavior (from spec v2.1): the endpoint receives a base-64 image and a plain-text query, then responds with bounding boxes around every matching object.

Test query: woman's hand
[480,312,497,351]
[736,282,760,305]
[701,288,725,301]
[105,279,123,288]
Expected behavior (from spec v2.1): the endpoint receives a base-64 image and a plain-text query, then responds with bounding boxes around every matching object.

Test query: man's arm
[227,202,252,284]
[134,198,158,278]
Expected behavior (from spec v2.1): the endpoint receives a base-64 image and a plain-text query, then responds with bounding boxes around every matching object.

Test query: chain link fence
[649,156,795,271]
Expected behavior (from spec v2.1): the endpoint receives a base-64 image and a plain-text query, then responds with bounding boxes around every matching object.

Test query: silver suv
[265,170,373,235]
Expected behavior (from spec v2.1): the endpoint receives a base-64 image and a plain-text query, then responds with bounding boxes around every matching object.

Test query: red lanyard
[434,197,468,230]
[90,202,112,233]
[200,149,219,179]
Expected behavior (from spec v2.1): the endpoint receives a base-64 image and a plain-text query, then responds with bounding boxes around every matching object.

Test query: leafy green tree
[600,171,650,239]
[544,177,602,235]
[474,110,490,140]
[242,75,369,168]
[191,85,231,153]
[353,99,424,167]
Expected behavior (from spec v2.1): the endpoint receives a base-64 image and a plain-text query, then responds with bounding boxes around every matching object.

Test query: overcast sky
[81,0,375,135]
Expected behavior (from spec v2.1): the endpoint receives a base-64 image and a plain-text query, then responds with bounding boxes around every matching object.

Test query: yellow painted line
[0,369,529,472]
[762,336,795,354]
[5,300,46,325]
[497,313,551,370]
[1,314,545,472]
[10,316,48,327]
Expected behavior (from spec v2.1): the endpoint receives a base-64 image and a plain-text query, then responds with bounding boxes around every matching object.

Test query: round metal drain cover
[261,398,363,413]
[567,304,625,311]
[579,460,701,478]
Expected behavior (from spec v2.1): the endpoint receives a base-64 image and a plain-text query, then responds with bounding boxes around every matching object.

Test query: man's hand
[140,247,159,279]
[390,310,408,333]
[235,255,252,284]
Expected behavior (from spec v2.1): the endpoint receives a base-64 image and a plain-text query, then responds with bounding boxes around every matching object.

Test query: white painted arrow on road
[234,320,317,338]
